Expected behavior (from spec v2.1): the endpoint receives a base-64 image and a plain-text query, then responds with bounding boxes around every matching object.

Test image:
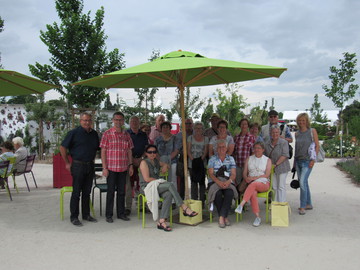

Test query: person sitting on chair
[0,141,15,188]
[207,139,238,229]
[12,137,28,173]
[235,141,272,227]
[139,144,198,232]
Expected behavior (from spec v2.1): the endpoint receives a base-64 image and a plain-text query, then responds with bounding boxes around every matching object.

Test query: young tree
[29,0,125,109]
[25,95,59,159]
[170,87,205,120]
[215,83,249,134]
[323,52,359,156]
[201,98,214,129]
[309,94,328,123]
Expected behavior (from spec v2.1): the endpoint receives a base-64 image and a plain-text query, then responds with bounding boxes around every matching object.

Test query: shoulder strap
[310,128,314,142]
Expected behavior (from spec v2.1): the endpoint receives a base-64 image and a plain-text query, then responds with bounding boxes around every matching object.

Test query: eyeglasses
[146,150,157,154]
[269,115,278,118]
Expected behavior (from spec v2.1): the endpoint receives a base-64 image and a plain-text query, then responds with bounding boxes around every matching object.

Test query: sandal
[183,207,198,217]
[157,221,172,232]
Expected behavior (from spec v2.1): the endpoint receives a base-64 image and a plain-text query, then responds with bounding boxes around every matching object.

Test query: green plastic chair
[137,169,171,228]
[0,160,11,200]
[60,186,95,220]
[236,165,275,223]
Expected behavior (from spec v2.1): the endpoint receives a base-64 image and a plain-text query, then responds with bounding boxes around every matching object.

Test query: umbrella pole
[179,86,189,200]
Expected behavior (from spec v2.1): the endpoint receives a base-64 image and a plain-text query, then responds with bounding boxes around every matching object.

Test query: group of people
[60,109,320,230]
[0,137,29,188]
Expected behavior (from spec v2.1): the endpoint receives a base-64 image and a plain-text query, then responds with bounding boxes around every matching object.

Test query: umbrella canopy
[74,50,287,199]
[74,50,286,89]
[0,69,58,96]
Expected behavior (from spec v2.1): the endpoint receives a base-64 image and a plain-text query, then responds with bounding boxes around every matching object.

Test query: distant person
[149,114,165,143]
[249,123,264,143]
[0,141,15,181]
[101,112,134,223]
[204,113,221,139]
[141,123,151,142]
[60,112,99,227]
[294,113,319,215]
[12,137,28,173]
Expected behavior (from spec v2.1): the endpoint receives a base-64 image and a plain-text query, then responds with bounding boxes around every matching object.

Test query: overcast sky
[1,0,360,113]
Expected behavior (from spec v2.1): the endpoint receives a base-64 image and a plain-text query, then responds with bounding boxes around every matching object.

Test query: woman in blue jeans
[294,113,319,215]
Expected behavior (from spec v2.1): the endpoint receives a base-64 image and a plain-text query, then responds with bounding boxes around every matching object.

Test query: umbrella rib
[107,74,139,88]
[0,77,43,94]
[211,73,229,84]
[236,68,283,78]
[3,71,58,87]
[145,72,178,86]
[184,67,223,86]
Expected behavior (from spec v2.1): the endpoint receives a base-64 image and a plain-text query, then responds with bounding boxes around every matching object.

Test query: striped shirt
[100,127,134,172]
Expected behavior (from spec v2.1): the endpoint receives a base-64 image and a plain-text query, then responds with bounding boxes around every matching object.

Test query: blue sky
[1,0,360,112]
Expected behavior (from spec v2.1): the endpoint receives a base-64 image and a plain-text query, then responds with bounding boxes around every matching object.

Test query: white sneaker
[253,217,261,227]
[209,203,214,212]
[235,205,243,214]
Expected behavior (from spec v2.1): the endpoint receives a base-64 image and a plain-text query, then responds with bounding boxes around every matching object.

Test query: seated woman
[207,139,238,228]
[0,141,15,187]
[235,141,272,227]
[139,144,198,232]
[12,137,28,173]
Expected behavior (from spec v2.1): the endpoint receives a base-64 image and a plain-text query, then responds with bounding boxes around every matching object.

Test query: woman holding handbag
[294,113,319,215]
[265,126,291,202]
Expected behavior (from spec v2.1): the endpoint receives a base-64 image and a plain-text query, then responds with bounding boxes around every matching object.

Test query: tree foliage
[170,87,205,120]
[309,94,328,123]
[342,100,360,138]
[25,95,59,159]
[29,0,125,108]
[214,83,249,134]
[6,95,37,104]
[201,98,215,129]
[323,52,359,112]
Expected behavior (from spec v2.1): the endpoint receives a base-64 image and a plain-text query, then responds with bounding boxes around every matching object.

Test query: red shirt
[100,127,134,172]
[233,132,255,168]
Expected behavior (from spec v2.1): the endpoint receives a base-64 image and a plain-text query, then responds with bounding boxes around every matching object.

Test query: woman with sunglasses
[139,144,198,231]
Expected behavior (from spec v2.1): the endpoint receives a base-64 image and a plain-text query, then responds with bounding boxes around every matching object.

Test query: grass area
[337,159,360,184]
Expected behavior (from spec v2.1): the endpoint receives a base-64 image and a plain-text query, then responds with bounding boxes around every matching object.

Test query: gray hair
[217,139,228,148]
[271,125,280,132]
[12,137,24,146]
[193,121,204,129]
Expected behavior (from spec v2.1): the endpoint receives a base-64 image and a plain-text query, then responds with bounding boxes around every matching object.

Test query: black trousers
[106,170,127,218]
[70,162,94,220]
[214,188,234,218]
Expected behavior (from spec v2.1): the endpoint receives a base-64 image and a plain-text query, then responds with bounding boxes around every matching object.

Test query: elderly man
[101,112,134,223]
[60,112,99,227]
[204,113,221,139]
[260,110,293,144]
[125,115,149,215]
[12,137,28,173]
[149,114,165,143]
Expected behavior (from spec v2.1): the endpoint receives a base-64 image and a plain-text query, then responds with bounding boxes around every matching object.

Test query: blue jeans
[295,159,313,208]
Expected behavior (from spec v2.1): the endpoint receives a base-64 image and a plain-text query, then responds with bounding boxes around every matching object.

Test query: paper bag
[179,199,202,225]
[271,201,291,227]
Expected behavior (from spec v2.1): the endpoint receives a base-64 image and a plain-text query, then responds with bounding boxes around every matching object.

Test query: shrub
[322,135,359,157]
[337,159,360,184]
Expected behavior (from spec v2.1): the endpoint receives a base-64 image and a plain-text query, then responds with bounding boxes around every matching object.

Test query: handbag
[280,124,293,159]
[309,128,325,163]
[271,201,291,227]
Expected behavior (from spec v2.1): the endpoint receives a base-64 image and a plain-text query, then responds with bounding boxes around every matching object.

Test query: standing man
[149,114,165,144]
[261,110,293,144]
[101,112,134,223]
[204,113,221,140]
[60,112,99,227]
[125,115,149,215]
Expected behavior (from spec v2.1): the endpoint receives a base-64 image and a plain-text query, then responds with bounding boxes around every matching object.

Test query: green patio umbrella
[0,69,58,96]
[74,50,287,199]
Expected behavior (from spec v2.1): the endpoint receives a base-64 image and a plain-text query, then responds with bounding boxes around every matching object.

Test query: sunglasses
[146,150,157,154]
[269,115,278,118]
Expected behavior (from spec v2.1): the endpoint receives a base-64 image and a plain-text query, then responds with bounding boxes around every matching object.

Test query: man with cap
[204,113,221,139]
[260,110,293,144]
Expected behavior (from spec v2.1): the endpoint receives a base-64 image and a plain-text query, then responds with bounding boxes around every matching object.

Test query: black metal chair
[12,154,37,192]
[91,163,107,216]
[0,160,11,200]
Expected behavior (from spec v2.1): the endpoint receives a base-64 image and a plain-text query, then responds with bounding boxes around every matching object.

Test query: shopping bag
[179,199,203,225]
[271,201,291,227]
